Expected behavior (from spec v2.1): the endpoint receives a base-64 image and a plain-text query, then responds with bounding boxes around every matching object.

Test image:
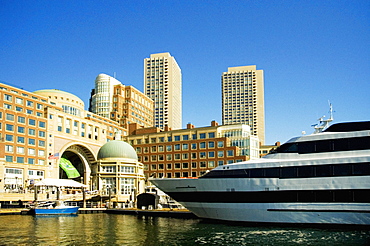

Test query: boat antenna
[313,102,334,134]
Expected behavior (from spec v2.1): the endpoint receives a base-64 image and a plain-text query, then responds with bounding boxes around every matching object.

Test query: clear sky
[1,0,369,144]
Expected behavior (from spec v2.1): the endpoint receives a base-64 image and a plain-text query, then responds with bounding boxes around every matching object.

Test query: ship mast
[313,103,333,134]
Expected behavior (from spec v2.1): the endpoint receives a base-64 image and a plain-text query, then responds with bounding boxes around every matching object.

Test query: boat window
[315,165,332,177]
[333,164,352,176]
[353,163,370,175]
[250,169,264,178]
[265,168,280,178]
[281,167,296,178]
[297,166,314,177]
[275,143,298,153]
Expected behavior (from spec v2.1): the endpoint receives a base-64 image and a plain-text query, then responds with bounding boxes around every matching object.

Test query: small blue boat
[31,201,79,215]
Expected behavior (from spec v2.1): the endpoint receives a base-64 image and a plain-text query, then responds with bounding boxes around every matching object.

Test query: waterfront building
[123,121,259,180]
[0,82,143,204]
[92,140,145,203]
[89,73,154,129]
[144,52,182,130]
[221,65,265,144]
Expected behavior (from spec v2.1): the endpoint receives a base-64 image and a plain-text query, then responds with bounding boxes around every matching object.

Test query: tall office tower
[144,52,182,130]
[221,65,265,144]
[90,74,121,118]
[90,74,154,129]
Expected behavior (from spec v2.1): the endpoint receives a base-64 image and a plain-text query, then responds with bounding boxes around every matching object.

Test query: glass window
[199,133,206,139]
[182,143,188,150]
[191,143,197,150]
[182,135,189,141]
[17,136,25,143]
[200,152,206,158]
[166,145,172,151]
[6,113,14,121]
[208,151,215,158]
[17,126,25,133]
[200,142,206,149]
[208,132,215,138]
[6,124,14,131]
[174,135,180,141]
[174,144,180,150]
[28,139,35,145]
[18,116,25,123]
[218,151,224,157]
[39,121,46,128]
[6,134,13,142]
[6,156,13,162]
[208,141,215,148]
[39,140,45,147]
[17,157,24,163]
[39,131,45,137]
[227,150,234,156]
[29,119,36,126]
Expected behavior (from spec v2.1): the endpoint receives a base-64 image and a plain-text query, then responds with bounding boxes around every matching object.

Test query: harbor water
[0,214,369,245]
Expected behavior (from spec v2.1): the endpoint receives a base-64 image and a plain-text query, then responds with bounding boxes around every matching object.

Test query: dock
[106,208,198,218]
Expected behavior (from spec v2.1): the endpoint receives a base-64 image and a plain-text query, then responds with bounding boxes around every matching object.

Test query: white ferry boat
[151,110,370,225]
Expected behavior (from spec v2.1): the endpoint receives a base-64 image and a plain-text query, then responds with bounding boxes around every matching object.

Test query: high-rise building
[144,52,182,130]
[90,74,154,129]
[221,65,265,144]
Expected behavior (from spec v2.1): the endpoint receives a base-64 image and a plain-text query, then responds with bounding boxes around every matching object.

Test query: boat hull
[32,206,79,215]
[179,202,370,225]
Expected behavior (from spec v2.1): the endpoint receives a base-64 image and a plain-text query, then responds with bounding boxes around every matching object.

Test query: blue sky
[1,0,369,144]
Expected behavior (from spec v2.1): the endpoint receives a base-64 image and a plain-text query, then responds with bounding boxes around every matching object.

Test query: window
[191,143,197,150]
[208,161,215,168]
[192,162,197,168]
[182,153,188,159]
[200,133,206,139]
[166,163,172,170]
[166,145,172,151]
[208,132,215,138]
[5,145,13,152]
[6,113,14,121]
[200,161,206,168]
[18,116,25,123]
[28,129,36,135]
[174,153,181,160]
[28,138,35,145]
[4,94,12,101]
[182,135,189,141]
[17,157,24,163]
[208,141,215,148]
[6,124,14,131]
[39,140,45,147]
[200,142,206,149]
[182,143,188,150]
[16,146,25,154]
[227,150,234,156]
[182,163,189,169]
[174,135,180,141]
[39,121,46,128]
[6,134,13,142]
[166,154,172,161]
[6,156,13,162]
[29,119,36,126]
[17,136,25,144]
[17,126,25,133]
[208,151,215,158]
[39,131,45,138]
[174,144,180,150]
[200,152,206,158]
[218,151,224,157]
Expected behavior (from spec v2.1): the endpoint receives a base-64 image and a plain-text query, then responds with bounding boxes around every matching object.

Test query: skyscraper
[90,74,154,129]
[221,65,265,144]
[144,52,182,130]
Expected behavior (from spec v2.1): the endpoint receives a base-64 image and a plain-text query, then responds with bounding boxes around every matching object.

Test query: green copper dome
[97,140,138,160]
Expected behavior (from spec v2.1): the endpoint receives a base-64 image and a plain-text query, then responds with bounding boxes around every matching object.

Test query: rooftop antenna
[312,102,334,134]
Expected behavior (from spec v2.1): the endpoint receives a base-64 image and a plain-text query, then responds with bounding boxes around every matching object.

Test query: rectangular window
[208,132,215,138]
[218,151,224,157]
[17,157,24,163]
[6,156,13,162]
[39,140,45,147]
[200,152,206,158]
[166,145,172,151]
[28,158,35,164]
[199,133,206,139]
[39,131,46,138]
[200,142,206,149]
[29,119,36,126]
[6,124,14,131]
[28,138,35,145]
[6,113,14,121]
[17,136,25,143]
[18,116,25,123]
[208,141,215,148]
[218,141,224,147]
[17,126,25,133]
[227,150,234,156]
[6,134,13,142]
[166,154,172,161]
[191,143,197,150]
[182,135,189,141]
[5,145,13,152]
[208,151,215,158]
[174,144,180,150]
[39,121,46,128]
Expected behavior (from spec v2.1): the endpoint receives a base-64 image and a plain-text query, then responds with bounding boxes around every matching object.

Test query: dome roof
[97,140,138,160]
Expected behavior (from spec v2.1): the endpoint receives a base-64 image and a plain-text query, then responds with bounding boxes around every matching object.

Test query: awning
[34,178,87,188]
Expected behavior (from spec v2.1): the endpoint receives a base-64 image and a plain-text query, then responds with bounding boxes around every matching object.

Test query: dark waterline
[1,214,369,245]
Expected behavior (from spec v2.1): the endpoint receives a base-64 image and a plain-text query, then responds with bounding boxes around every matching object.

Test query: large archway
[58,144,96,189]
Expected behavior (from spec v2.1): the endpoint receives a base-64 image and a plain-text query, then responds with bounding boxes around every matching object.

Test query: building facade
[0,82,144,203]
[144,52,182,130]
[221,65,265,144]
[90,74,154,129]
[123,121,259,180]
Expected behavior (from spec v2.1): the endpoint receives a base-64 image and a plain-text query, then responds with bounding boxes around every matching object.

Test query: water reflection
[0,214,369,245]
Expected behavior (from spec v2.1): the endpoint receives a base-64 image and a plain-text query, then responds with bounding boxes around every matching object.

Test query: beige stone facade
[222,65,265,144]
[144,52,182,130]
